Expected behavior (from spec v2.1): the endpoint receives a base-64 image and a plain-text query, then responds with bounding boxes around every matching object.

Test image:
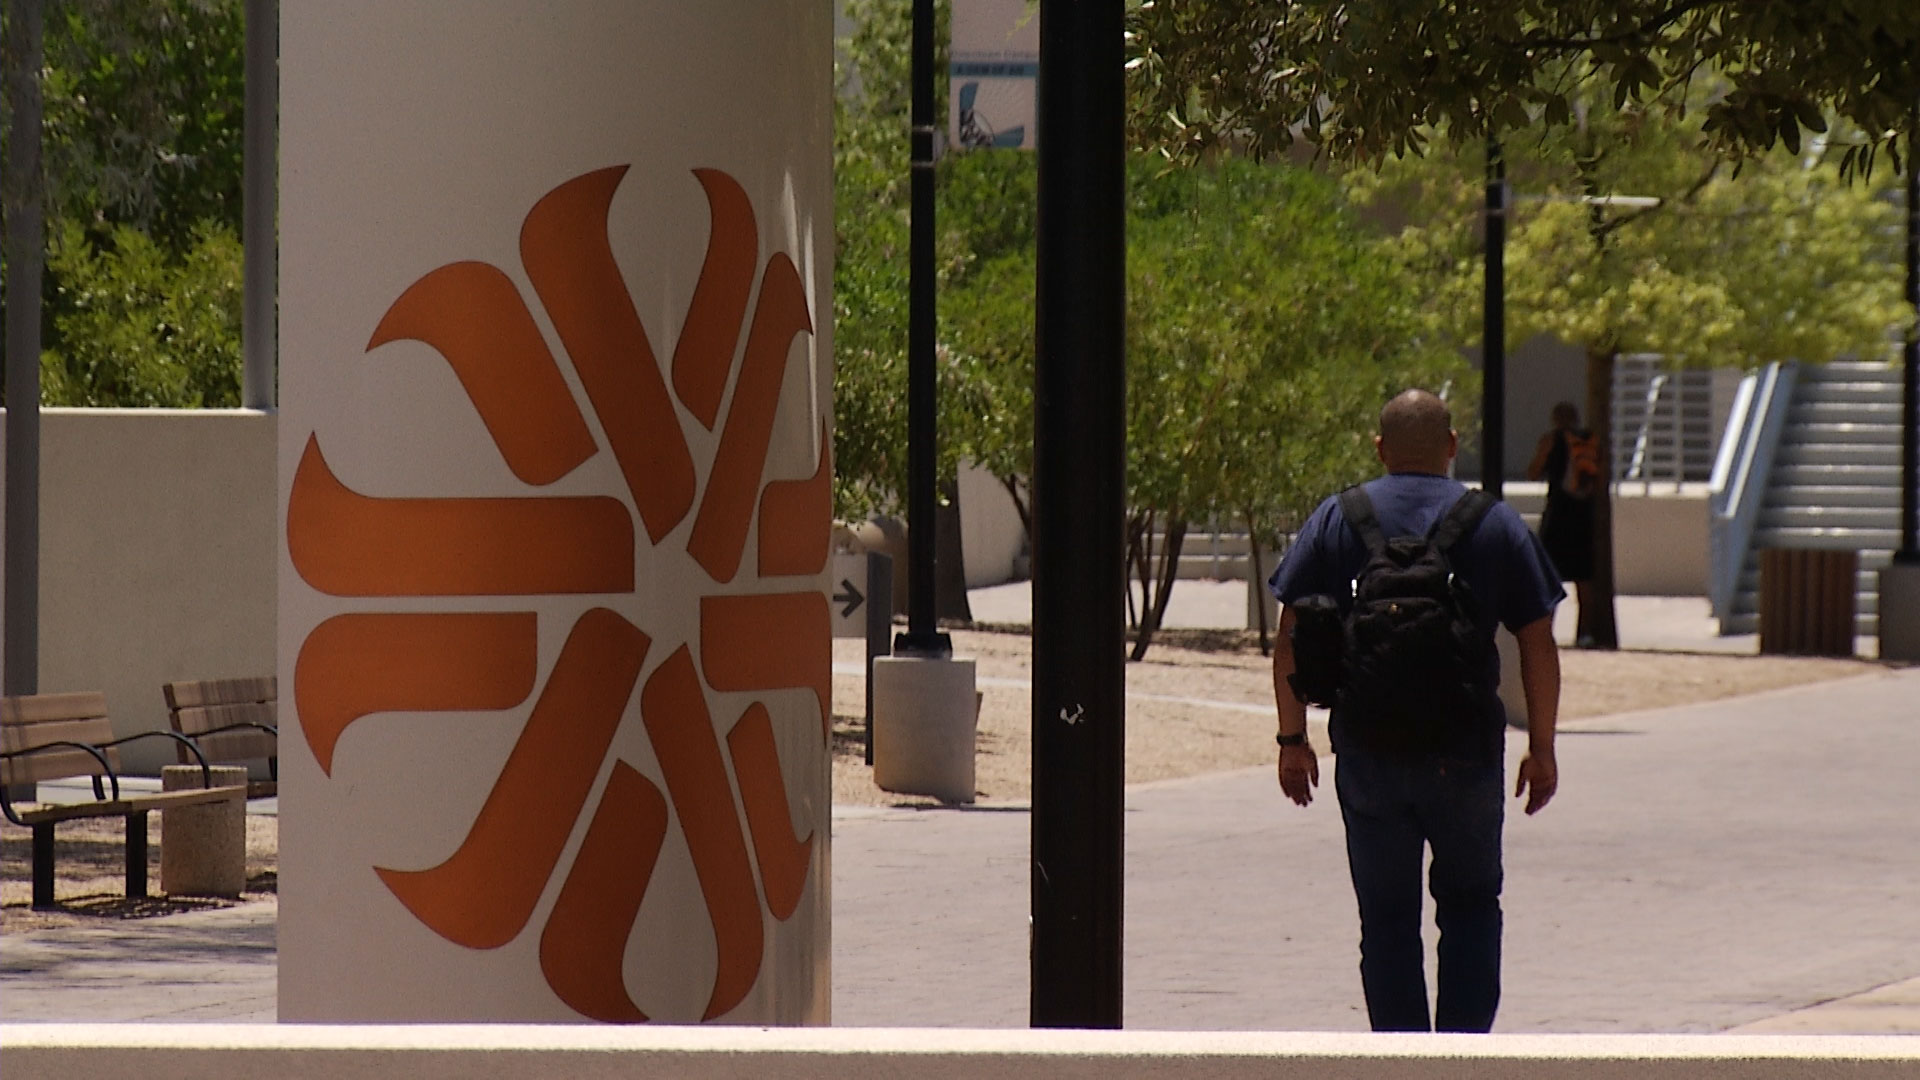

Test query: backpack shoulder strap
[1428,488,1497,554]
[1338,486,1387,554]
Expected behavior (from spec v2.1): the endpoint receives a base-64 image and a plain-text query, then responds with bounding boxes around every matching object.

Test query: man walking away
[1267,389,1564,1033]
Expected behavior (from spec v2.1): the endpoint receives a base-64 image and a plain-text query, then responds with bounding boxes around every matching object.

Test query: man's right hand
[1277,743,1319,807]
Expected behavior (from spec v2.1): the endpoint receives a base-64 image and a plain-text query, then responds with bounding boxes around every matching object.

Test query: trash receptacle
[1759,548,1857,657]
[160,765,248,898]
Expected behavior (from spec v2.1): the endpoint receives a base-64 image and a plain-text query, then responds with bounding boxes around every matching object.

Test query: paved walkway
[5,666,1917,1032]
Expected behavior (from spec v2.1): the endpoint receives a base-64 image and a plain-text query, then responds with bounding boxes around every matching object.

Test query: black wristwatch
[1275,732,1309,748]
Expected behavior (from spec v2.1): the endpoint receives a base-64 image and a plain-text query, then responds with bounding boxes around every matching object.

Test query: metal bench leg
[32,823,56,909]
[126,812,149,899]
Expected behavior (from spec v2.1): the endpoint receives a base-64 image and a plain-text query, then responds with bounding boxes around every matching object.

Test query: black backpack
[1287,486,1496,754]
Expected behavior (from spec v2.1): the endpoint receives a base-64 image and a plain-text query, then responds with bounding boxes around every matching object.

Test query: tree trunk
[999,474,1032,542]
[1130,516,1186,661]
[1125,509,1154,630]
[1246,511,1272,657]
[934,476,973,622]
[1581,346,1621,649]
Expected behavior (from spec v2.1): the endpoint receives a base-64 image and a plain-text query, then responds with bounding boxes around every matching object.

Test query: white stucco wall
[1613,490,1710,597]
[0,409,276,773]
[958,460,1026,588]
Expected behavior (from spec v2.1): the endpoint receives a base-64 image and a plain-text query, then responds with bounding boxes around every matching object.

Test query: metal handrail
[1708,361,1799,619]
[1623,372,1669,488]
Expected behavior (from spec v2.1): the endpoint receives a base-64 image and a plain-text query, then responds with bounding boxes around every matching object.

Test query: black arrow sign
[833,578,865,619]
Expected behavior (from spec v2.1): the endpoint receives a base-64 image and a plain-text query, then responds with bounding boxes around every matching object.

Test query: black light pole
[3,0,45,698]
[899,0,950,655]
[1482,138,1506,500]
[1899,123,1919,564]
[1031,0,1125,1029]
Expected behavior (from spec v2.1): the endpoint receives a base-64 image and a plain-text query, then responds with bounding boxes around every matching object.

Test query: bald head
[1376,389,1457,474]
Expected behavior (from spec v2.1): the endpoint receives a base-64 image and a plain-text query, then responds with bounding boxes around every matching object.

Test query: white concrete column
[278,2,833,1023]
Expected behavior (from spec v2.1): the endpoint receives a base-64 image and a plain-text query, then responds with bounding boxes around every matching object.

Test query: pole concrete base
[871,656,978,804]
[1878,561,1920,662]
[160,766,248,898]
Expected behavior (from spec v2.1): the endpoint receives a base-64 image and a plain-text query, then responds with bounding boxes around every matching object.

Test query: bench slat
[10,785,247,825]
[178,726,277,766]
[1,691,111,725]
[172,702,276,737]
[2,715,116,753]
[163,677,277,710]
[2,747,115,788]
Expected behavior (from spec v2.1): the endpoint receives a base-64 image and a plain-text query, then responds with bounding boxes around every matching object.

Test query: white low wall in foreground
[4,1026,1919,1080]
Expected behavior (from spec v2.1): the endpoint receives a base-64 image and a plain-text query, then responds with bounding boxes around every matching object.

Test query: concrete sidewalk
[6,668,1918,1032]
[832,666,1920,1031]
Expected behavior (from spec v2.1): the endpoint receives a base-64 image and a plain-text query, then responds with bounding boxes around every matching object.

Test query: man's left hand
[1277,743,1319,807]
[1515,750,1557,815]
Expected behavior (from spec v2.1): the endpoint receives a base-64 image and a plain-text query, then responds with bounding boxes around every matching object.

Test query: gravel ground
[4,628,1882,931]
[1,814,278,933]
[831,626,1886,806]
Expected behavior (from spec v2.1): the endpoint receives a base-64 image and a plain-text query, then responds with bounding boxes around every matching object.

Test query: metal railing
[1708,361,1799,618]
[1612,355,1715,492]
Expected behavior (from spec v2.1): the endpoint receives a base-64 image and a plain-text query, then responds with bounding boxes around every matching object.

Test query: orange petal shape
[672,169,758,431]
[727,703,813,921]
[293,612,538,776]
[640,646,763,1020]
[756,419,831,577]
[287,437,634,597]
[699,592,831,742]
[521,166,697,545]
[377,608,650,950]
[540,761,669,1023]
[366,261,598,486]
[686,252,813,583]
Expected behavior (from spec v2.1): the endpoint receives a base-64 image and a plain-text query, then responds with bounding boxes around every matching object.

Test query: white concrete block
[872,656,978,803]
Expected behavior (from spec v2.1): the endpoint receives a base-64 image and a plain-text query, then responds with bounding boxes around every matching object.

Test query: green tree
[40,218,242,407]
[1354,95,1909,645]
[39,0,245,250]
[4,0,248,408]
[1126,1,1920,173]
[941,155,1471,658]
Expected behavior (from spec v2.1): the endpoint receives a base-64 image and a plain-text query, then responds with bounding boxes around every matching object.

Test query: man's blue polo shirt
[1268,472,1565,759]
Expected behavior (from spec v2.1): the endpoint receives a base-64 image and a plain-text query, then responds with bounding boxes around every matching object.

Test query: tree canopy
[3,0,247,409]
[1127,1,1920,176]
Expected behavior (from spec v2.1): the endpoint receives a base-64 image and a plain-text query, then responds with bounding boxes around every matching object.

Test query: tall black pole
[241,0,278,411]
[1482,138,1506,500]
[1031,0,1125,1029]
[900,0,949,654]
[3,0,45,697]
[1898,121,1919,563]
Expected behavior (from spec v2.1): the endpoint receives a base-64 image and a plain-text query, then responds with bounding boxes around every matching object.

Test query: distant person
[1528,402,1599,647]
[1267,388,1564,1033]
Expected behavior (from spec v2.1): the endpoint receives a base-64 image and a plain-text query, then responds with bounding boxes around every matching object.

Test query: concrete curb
[5,1025,1920,1080]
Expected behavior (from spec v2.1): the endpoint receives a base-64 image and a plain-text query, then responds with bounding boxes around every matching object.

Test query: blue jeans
[1334,746,1505,1033]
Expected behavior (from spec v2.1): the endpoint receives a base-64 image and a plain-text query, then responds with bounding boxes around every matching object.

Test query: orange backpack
[1561,430,1601,499]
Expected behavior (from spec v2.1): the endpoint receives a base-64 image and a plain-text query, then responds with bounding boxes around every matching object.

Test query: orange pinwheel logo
[287,166,829,1022]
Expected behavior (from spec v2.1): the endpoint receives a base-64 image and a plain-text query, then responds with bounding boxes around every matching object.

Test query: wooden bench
[162,677,278,799]
[2,692,242,909]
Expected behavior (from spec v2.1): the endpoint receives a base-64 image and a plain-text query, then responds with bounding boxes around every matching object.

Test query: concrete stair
[1722,360,1906,636]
